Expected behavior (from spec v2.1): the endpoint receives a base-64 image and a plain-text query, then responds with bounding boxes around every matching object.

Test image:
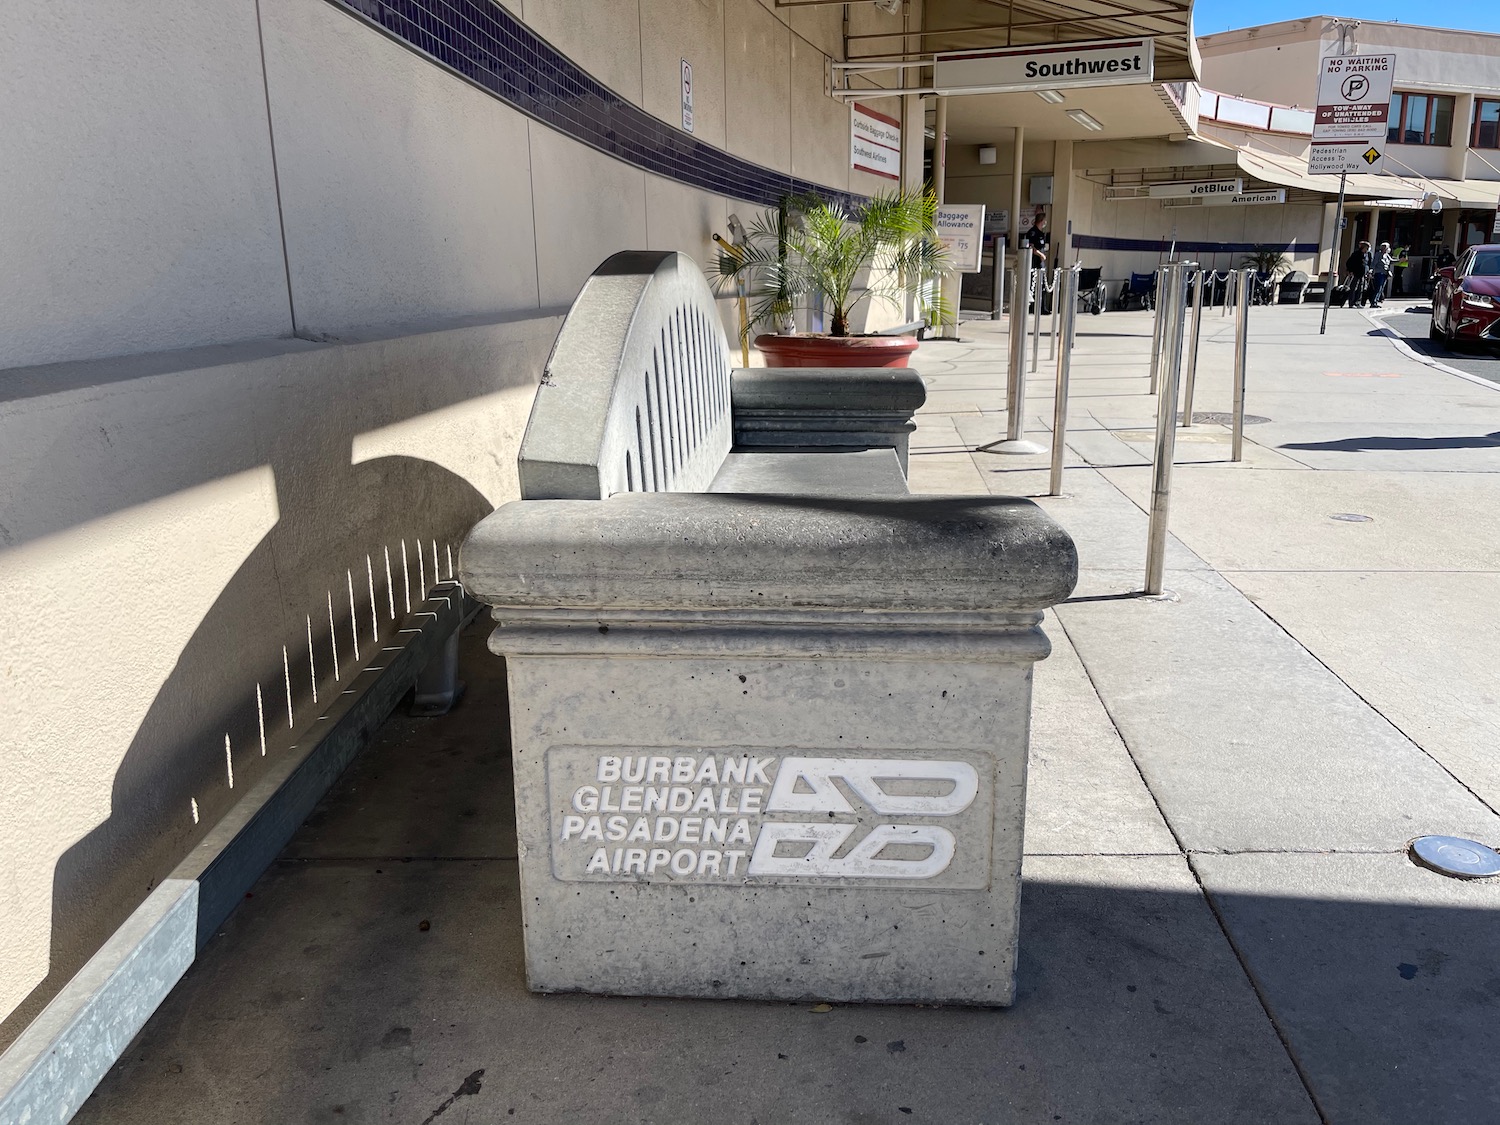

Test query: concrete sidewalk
[74,304,1500,1125]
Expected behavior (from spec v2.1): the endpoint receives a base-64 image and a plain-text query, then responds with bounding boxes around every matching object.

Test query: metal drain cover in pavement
[1176,412,1271,426]
[1409,835,1500,879]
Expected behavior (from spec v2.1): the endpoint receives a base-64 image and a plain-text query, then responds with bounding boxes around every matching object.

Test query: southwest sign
[934,37,1154,95]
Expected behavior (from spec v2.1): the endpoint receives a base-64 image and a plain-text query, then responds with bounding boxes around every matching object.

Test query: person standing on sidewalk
[1370,242,1393,308]
[1345,241,1372,307]
[1023,211,1051,314]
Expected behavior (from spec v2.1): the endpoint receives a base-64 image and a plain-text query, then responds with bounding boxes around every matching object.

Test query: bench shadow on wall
[0,325,542,1048]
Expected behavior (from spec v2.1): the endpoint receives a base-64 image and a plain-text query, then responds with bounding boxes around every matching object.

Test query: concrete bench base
[464,493,1076,1006]
[501,609,1041,1006]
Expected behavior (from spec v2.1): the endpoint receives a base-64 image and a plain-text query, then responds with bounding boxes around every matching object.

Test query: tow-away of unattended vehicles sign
[1308,53,1395,175]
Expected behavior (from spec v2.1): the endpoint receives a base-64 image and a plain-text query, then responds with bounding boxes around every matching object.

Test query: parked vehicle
[1429,245,1500,348]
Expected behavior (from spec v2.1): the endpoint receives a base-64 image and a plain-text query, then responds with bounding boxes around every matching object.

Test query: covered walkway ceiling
[941,81,1188,143]
[844,0,1200,81]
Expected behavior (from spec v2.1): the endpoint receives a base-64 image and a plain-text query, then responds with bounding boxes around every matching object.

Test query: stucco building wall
[0,0,916,1044]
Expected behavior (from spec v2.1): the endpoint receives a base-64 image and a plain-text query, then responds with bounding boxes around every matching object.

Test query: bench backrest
[518,251,734,500]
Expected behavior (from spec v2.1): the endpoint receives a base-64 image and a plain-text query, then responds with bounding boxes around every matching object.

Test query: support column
[1451,94,1476,180]
[1318,201,1339,278]
[932,96,948,200]
[901,94,925,193]
[1051,140,1074,268]
[1010,125,1025,257]
[902,94,928,325]
[934,96,959,337]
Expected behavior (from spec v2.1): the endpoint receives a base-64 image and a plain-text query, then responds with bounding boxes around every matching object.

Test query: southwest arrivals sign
[934,36,1154,95]
[851,103,901,180]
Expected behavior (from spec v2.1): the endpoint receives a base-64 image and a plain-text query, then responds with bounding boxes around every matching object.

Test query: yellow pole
[713,233,751,366]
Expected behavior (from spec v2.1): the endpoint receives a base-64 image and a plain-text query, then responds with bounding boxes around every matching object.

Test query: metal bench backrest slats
[518,251,733,500]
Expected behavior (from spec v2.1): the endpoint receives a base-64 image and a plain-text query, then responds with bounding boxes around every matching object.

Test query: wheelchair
[1077,267,1108,315]
[1117,271,1156,310]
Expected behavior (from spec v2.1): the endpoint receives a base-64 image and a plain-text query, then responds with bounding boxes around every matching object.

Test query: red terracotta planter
[753,333,920,369]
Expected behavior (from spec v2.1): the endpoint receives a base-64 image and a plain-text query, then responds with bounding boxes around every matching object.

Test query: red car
[1430,244,1500,348]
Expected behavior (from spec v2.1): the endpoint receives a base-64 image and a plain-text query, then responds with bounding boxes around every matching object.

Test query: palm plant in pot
[714,189,950,368]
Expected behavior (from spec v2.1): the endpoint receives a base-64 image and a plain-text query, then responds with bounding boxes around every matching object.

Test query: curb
[1363,309,1500,392]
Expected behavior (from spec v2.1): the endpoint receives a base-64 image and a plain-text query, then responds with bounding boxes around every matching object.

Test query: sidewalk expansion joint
[1225,575,1499,821]
[1052,610,1331,1125]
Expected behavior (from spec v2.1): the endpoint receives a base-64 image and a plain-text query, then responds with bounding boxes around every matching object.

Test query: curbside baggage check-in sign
[934,36,1154,95]
[1309,53,1396,175]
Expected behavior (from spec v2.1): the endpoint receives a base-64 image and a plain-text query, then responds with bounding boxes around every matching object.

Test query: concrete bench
[460,250,1077,1007]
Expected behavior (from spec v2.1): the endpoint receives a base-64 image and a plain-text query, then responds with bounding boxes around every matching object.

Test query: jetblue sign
[935,37,1154,95]
[1147,179,1244,199]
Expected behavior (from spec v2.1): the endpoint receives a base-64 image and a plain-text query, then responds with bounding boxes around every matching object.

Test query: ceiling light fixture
[1066,108,1104,131]
[1036,90,1066,104]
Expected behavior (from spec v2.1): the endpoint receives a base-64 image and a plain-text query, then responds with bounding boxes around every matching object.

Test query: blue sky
[1191,2,1500,36]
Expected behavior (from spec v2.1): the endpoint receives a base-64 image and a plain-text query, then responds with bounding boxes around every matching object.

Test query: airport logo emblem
[547,749,994,887]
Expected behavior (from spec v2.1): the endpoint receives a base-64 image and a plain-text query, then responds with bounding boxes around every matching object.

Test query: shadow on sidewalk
[1282,432,1500,453]
[70,624,1500,1125]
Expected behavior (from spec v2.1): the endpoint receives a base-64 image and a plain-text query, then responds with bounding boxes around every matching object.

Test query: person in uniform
[1022,211,1051,312]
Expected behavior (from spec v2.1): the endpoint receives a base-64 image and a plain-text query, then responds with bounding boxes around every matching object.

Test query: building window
[1474,99,1500,149]
[1387,92,1454,146]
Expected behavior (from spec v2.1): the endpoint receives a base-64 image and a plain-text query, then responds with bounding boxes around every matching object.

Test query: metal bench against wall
[460,251,1077,1007]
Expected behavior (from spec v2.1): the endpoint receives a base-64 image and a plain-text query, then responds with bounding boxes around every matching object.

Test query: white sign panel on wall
[851,103,901,180]
[936,204,986,273]
[934,36,1154,96]
[681,59,693,133]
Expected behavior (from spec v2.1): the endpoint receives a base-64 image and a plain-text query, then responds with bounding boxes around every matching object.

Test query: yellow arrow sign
[1363,146,1381,165]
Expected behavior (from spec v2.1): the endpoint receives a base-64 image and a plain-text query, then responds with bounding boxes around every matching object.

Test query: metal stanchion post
[1048,267,1081,496]
[1181,267,1204,428]
[1148,267,1164,396]
[1232,267,1252,462]
[991,237,1007,320]
[1049,268,1060,361]
[976,251,1046,454]
[1145,263,1187,595]
[1030,268,1043,373]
